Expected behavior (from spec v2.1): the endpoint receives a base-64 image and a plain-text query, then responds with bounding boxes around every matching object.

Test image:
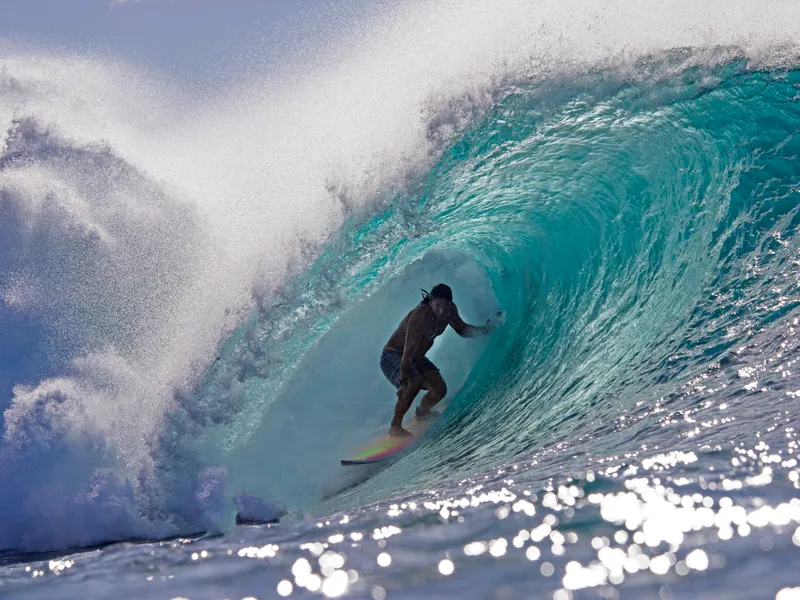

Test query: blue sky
[0,0,380,84]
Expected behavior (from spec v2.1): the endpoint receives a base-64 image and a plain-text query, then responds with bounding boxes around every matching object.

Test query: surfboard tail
[340,414,441,466]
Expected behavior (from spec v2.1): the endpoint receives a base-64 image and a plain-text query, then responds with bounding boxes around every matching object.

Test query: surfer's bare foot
[389,426,412,438]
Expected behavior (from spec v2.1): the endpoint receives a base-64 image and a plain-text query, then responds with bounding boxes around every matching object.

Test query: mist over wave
[1,0,800,553]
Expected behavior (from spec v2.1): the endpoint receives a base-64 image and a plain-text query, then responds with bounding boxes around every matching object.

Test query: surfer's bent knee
[424,372,446,399]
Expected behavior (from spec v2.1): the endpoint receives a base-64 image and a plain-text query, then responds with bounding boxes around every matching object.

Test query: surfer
[380,283,503,437]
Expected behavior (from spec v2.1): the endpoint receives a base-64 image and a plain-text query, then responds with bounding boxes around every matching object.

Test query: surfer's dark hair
[420,283,453,304]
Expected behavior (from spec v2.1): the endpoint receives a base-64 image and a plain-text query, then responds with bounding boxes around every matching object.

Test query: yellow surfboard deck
[341,414,438,466]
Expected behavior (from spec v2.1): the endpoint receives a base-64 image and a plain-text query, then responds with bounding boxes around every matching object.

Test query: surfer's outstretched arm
[450,305,504,338]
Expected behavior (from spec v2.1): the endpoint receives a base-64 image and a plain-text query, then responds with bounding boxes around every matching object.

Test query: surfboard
[341,414,439,466]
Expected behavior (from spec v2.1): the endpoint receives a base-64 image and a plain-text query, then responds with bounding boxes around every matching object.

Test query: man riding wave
[380,283,503,437]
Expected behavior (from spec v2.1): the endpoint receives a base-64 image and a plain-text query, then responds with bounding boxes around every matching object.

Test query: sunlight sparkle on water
[321,570,349,597]
[438,559,454,575]
[371,586,386,600]
[277,580,293,597]
[219,426,800,600]
[377,552,391,567]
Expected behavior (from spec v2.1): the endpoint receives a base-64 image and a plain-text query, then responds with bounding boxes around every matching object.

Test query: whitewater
[2,1,800,598]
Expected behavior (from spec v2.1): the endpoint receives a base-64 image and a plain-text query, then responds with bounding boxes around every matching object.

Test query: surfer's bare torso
[378,283,502,438]
[383,302,469,358]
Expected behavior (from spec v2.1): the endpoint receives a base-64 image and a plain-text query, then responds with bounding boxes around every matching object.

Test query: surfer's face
[430,298,450,318]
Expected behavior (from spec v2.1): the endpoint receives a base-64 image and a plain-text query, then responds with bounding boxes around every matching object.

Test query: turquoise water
[2,15,800,600]
[200,61,800,513]
[117,61,800,598]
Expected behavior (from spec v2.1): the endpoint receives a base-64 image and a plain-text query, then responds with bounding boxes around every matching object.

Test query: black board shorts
[380,349,439,389]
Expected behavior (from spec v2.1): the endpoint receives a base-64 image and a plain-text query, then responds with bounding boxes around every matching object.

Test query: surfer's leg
[382,349,421,436]
[417,366,446,419]
[390,374,423,436]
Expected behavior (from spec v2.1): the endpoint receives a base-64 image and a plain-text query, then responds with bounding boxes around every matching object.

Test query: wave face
[1,1,800,573]
[212,60,800,512]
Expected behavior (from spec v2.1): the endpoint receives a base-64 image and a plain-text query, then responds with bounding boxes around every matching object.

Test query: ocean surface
[2,2,800,598]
